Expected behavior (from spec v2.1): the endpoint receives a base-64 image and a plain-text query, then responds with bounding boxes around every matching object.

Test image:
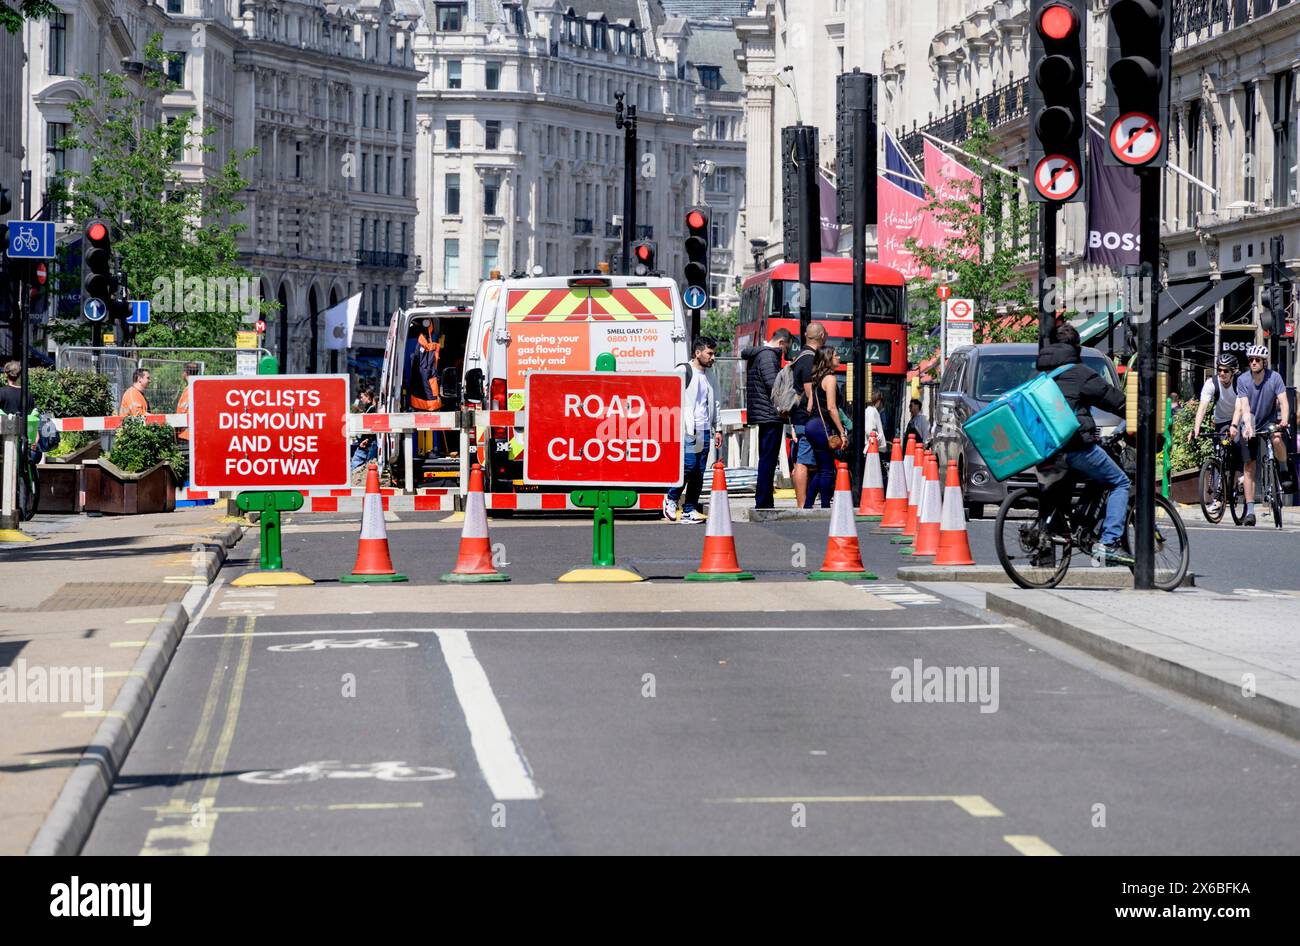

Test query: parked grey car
[930,343,1124,518]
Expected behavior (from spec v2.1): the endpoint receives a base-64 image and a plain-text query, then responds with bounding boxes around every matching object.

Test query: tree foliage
[701,306,740,353]
[47,35,273,348]
[904,117,1040,364]
[1,0,57,34]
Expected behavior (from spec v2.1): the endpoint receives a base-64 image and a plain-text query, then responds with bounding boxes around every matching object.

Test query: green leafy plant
[1,0,56,34]
[1167,401,1213,474]
[106,416,187,480]
[28,367,115,456]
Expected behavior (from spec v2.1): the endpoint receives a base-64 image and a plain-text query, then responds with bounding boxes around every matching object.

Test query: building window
[444,239,460,288]
[485,119,501,150]
[45,122,68,189]
[710,168,730,193]
[167,0,183,11]
[1274,70,1296,207]
[386,156,394,195]
[446,173,460,214]
[436,3,465,31]
[508,4,525,33]
[402,158,409,196]
[593,22,607,50]
[400,222,407,255]
[360,151,369,191]
[387,96,394,130]
[403,99,412,133]
[446,119,461,150]
[482,239,500,279]
[167,51,187,87]
[295,140,303,179]
[371,286,380,324]
[1243,86,1257,206]
[486,61,501,90]
[49,12,67,75]
[374,154,382,193]
[1187,102,1202,219]
[362,93,370,128]
[447,60,462,89]
[483,174,501,216]
[697,66,721,91]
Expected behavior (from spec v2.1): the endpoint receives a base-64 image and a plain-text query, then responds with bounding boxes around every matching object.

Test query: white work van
[377,305,473,485]
[462,274,689,493]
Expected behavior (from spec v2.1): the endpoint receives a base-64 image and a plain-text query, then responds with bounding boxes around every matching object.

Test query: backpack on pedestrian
[770,351,810,419]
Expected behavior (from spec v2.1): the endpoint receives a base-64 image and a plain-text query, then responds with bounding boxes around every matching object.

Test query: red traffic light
[87,221,108,242]
[1039,3,1077,40]
[635,244,652,262]
[686,209,707,231]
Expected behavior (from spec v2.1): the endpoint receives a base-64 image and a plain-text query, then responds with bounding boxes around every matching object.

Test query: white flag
[323,293,361,350]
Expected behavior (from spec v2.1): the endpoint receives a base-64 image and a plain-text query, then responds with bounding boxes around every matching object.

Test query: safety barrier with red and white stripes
[52,412,462,434]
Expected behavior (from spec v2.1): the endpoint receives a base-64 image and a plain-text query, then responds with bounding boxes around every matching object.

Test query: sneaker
[663,497,679,522]
[680,509,707,524]
[1091,542,1135,567]
[1243,513,1256,527]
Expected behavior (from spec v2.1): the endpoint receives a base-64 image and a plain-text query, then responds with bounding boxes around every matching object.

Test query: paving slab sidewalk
[0,508,242,855]
[972,584,1300,740]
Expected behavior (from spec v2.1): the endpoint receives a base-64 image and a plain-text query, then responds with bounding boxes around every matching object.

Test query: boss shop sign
[189,375,350,490]
[523,372,684,487]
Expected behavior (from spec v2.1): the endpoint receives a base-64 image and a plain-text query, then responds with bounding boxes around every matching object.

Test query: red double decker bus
[736,257,910,423]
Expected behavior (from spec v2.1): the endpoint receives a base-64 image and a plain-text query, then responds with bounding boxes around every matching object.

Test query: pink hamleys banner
[924,140,981,260]
[877,175,935,280]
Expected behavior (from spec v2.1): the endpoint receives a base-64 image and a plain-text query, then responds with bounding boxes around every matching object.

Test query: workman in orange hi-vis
[409,318,443,411]
[175,362,199,441]
[118,368,151,417]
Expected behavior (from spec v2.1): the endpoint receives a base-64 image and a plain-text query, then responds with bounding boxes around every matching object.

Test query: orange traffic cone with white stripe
[341,462,408,583]
[895,443,924,544]
[933,459,976,566]
[855,433,886,520]
[878,438,909,529]
[809,461,877,581]
[441,464,510,583]
[904,455,943,557]
[687,462,753,581]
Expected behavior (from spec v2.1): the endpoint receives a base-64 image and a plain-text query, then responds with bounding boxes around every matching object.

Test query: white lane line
[184,623,1019,640]
[434,628,542,802]
[186,577,224,627]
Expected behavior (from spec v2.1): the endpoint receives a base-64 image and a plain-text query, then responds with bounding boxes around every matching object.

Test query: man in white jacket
[664,337,720,523]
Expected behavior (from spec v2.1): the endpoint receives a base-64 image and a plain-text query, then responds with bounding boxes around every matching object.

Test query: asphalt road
[81,512,1300,855]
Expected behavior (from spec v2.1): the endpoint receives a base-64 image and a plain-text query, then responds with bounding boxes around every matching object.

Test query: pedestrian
[803,347,848,509]
[873,390,894,444]
[409,318,442,411]
[118,368,151,417]
[0,360,33,416]
[663,337,720,524]
[350,385,379,480]
[1231,345,1293,526]
[175,363,200,443]
[904,397,929,446]
[741,327,792,509]
[862,389,887,452]
[789,321,826,506]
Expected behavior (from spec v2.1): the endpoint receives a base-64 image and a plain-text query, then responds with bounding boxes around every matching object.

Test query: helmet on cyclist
[1216,353,1238,369]
[1246,344,1269,360]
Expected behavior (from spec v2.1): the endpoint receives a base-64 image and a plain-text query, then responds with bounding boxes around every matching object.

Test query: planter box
[83,459,178,515]
[1168,467,1199,505]
[37,463,85,513]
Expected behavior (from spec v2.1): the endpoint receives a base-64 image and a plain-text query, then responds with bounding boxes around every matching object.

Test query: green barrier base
[342,572,409,583]
[808,570,878,581]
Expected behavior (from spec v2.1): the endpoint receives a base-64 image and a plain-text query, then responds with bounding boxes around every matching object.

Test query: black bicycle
[17,439,41,522]
[1197,430,1245,524]
[994,433,1190,591]
[1250,423,1287,529]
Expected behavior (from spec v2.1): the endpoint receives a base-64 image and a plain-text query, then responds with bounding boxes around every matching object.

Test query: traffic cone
[341,462,408,583]
[895,443,924,543]
[441,464,510,583]
[904,455,942,557]
[933,459,976,566]
[686,462,753,581]
[855,433,886,520]
[878,438,909,529]
[809,461,877,581]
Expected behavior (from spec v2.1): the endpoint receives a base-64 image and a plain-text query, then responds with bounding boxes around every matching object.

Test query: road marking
[865,583,941,606]
[144,802,426,815]
[125,617,163,625]
[1004,834,1062,856]
[706,794,1005,817]
[188,577,224,627]
[109,641,150,648]
[184,623,1020,640]
[60,710,128,719]
[435,629,542,801]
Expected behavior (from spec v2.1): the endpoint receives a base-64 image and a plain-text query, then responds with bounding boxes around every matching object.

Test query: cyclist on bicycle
[1192,352,1241,514]
[1036,324,1132,566]
[1231,344,1292,526]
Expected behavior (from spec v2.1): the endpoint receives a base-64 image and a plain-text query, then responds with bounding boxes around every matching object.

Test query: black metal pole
[616,96,637,277]
[850,107,868,500]
[795,125,814,344]
[1134,168,1161,590]
[1038,202,1058,350]
[18,171,30,444]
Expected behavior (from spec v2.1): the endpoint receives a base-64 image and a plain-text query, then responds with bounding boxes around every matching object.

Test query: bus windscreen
[771,281,903,322]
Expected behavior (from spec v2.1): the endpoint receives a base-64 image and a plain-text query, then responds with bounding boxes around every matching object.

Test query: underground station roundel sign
[1033,154,1081,201]
[1109,112,1162,166]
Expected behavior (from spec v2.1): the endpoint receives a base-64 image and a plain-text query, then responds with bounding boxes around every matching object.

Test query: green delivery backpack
[962,365,1080,481]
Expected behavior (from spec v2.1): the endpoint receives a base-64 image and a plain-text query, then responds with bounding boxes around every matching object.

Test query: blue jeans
[1064,443,1129,546]
[350,439,377,471]
[667,446,709,513]
[792,424,816,466]
[754,422,784,508]
[802,417,835,508]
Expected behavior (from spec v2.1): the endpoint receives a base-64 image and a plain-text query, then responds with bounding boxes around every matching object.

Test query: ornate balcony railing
[605,222,621,238]
[897,78,1029,164]
[356,250,408,269]
[635,224,653,239]
[1172,0,1289,40]
[574,217,593,234]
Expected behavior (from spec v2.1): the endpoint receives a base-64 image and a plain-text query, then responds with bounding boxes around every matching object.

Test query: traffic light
[683,206,710,305]
[1027,1,1086,202]
[81,219,116,306]
[1103,0,1172,167]
[631,239,657,276]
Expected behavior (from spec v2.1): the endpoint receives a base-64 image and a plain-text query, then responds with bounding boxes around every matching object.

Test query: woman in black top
[802,348,847,508]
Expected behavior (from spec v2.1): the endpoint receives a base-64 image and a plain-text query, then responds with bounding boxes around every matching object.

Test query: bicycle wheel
[18,465,38,521]
[1267,456,1283,528]
[994,487,1072,589]
[1227,461,1247,525]
[1125,495,1190,591]
[1197,458,1224,523]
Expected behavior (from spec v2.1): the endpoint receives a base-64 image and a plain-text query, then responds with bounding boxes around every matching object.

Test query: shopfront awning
[1160,274,1252,343]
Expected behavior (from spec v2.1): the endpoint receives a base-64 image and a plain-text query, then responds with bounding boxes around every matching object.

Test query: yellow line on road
[706,795,1005,817]
[1004,834,1062,856]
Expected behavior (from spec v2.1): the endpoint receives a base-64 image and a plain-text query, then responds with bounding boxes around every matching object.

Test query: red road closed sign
[189,375,350,491]
[523,372,684,487]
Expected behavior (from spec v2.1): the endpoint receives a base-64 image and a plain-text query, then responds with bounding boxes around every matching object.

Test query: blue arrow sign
[83,298,108,323]
[6,221,56,259]
[683,285,708,310]
[127,300,151,325]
